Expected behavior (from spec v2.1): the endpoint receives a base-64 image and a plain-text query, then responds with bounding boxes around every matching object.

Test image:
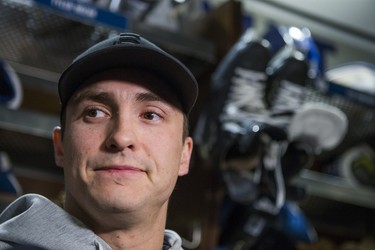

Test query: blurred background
[1,0,375,249]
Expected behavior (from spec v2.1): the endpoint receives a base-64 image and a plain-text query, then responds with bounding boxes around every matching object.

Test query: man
[0,33,198,250]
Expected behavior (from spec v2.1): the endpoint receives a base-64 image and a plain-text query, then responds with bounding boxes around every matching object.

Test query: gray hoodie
[0,194,183,250]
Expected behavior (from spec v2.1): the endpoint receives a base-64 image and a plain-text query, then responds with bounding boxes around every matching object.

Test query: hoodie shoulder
[0,194,111,250]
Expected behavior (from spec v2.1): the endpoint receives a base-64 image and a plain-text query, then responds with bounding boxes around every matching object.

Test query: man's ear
[179,137,193,176]
[53,126,64,168]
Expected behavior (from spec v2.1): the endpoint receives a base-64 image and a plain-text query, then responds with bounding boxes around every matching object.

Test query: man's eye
[143,112,161,121]
[86,109,107,118]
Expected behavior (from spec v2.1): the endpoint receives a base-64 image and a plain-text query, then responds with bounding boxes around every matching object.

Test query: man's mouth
[95,165,145,173]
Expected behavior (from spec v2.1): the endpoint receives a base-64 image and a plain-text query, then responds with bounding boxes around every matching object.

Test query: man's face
[53,71,193,221]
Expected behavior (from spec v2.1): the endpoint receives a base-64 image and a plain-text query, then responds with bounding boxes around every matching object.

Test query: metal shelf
[292,169,375,209]
[0,106,61,178]
[0,106,58,139]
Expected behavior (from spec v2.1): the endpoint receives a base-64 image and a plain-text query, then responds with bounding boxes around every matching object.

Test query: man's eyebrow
[71,90,113,105]
[136,91,181,111]
[135,92,164,103]
[70,89,176,109]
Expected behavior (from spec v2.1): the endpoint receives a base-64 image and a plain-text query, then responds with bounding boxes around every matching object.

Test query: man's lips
[94,166,145,173]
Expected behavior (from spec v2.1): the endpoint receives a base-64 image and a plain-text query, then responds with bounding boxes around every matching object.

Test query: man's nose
[105,117,136,152]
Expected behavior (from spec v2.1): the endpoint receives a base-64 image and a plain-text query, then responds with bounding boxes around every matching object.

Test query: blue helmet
[0,60,23,109]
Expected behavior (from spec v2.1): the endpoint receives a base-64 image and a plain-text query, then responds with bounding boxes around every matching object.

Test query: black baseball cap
[58,33,198,114]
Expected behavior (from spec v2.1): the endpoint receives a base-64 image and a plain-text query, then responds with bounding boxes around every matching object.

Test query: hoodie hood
[0,194,183,250]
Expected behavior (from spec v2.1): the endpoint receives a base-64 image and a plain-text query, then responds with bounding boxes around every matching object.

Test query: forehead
[71,68,182,109]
